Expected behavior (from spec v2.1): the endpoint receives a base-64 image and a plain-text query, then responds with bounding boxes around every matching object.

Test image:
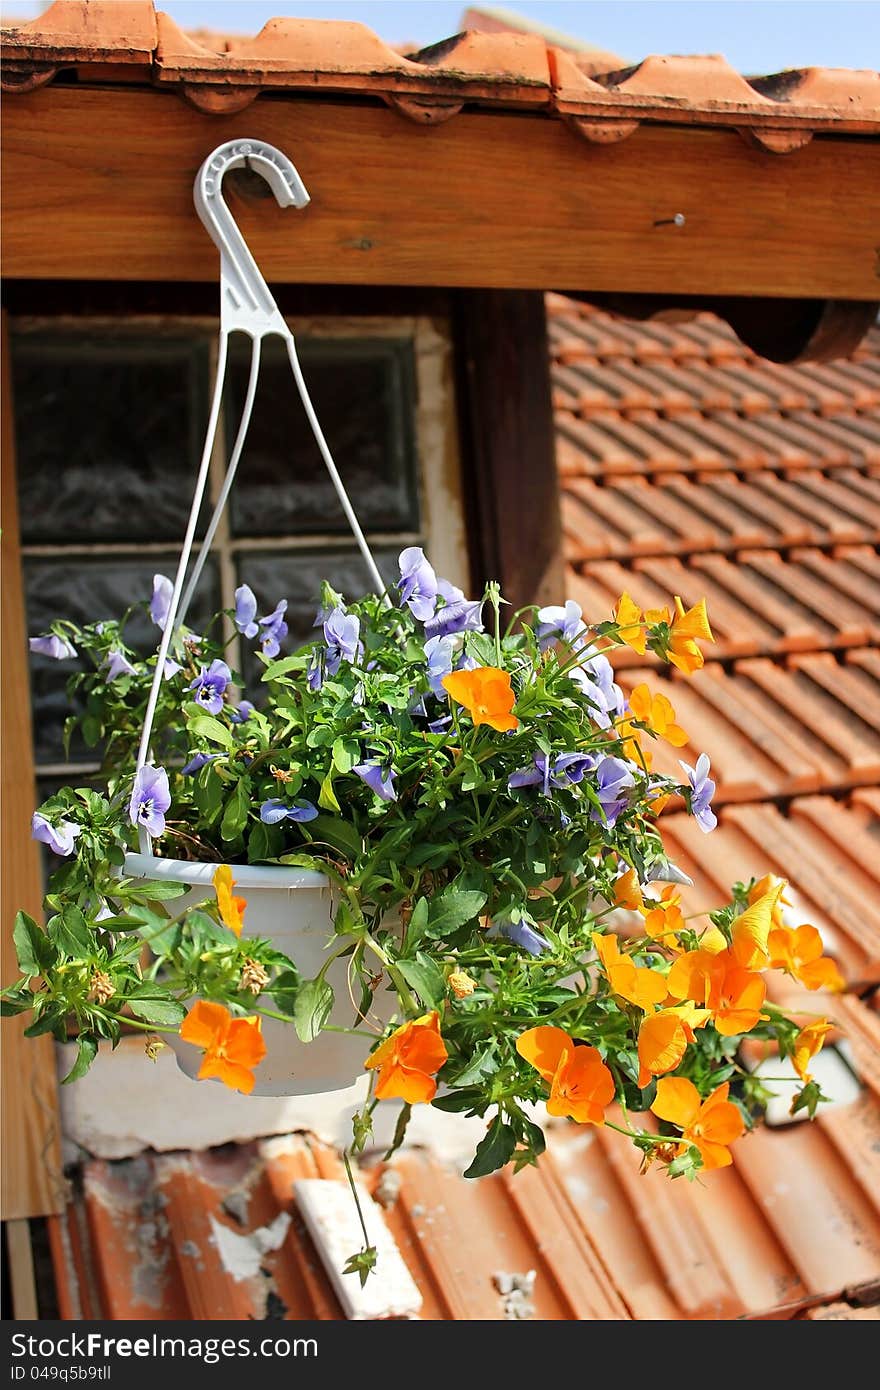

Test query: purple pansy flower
[31,812,81,857]
[323,608,361,677]
[259,600,288,659]
[187,659,231,716]
[508,752,595,795]
[424,634,455,696]
[570,650,627,729]
[150,574,173,631]
[104,649,136,682]
[181,752,221,775]
[354,761,397,802]
[306,651,324,692]
[591,756,635,828]
[536,600,587,650]
[397,547,438,622]
[29,634,77,661]
[230,700,254,725]
[163,658,183,679]
[234,585,260,639]
[499,919,551,957]
[424,578,483,640]
[129,766,171,838]
[259,798,319,825]
[680,753,717,833]
[428,714,452,734]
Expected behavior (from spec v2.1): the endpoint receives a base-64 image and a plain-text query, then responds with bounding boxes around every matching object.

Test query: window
[11,314,466,798]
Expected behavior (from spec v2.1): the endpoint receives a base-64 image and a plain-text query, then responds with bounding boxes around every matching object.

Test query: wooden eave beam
[2,86,879,301]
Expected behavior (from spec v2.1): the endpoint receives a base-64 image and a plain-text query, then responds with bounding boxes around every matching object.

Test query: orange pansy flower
[637,1002,710,1086]
[611,866,644,912]
[667,596,714,676]
[667,947,767,1036]
[749,873,790,925]
[628,683,689,748]
[364,1011,448,1104]
[792,1018,833,1083]
[768,924,845,993]
[651,1078,744,1169]
[637,1010,687,1088]
[179,1000,266,1095]
[442,666,519,732]
[517,1026,615,1125]
[729,880,786,970]
[641,886,686,945]
[593,932,668,1012]
[613,592,647,654]
[213,864,247,937]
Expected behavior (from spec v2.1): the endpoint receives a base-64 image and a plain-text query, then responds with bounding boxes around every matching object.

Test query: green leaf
[293,977,334,1043]
[331,737,359,775]
[261,654,304,682]
[131,904,182,955]
[405,842,456,868]
[0,983,34,1017]
[265,969,299,1017]
[383,1102,412,1161]
[398,953,445,1010]
[342,1245,378,1288]
[427,884,487,938]
[194,765,224,819]
[463,1115,517,1178]
[13,911,54,977]
[451,1043,498,1087]
[24,1002,68,1039]
[81,715,102,747]
[125,989,185,1027]
[404,897,429,952]
[49,906,92,959]
[220,779,251,841]
[187,714,234,750]
[125,879,190,902]
[247,821,270,864]
[318,772,341,813]
[431,1087,485,1114]
[304,814,362,861]
[61,1034,98,1084]
[790,1079,825,1120]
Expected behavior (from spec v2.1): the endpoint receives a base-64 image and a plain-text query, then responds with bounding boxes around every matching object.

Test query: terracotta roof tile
[51,1094,880,1322]
[563,470,880,563]
[3,2,878,140]
[551,300,880,481]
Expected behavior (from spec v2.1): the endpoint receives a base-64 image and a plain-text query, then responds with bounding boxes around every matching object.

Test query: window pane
[12,333,209,544]
[235,548,399,692]
[25,558,218,766]
[226,337,419,537]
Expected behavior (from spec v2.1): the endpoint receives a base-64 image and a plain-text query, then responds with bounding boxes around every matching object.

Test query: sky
[3,1,878,72]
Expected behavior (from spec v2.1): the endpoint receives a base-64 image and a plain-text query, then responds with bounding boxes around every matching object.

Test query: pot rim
[123,851,328,890]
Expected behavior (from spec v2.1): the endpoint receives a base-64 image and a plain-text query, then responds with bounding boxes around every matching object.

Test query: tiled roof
[2,1,878,143]
[50,1037,880,1321]
[558,294,880,986]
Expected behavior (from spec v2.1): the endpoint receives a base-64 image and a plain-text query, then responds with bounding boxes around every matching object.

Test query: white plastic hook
[194,139,310,338]
[134,138,388,853]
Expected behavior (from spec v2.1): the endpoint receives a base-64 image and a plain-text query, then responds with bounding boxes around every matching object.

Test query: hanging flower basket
[6,139,843,1286]
[122,852,398,1096]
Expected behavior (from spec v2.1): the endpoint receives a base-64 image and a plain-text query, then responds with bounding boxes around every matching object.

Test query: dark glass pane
[227,337,418,537]
[236,548,399,693]
[12,332,209,544]
[24,557,219,766]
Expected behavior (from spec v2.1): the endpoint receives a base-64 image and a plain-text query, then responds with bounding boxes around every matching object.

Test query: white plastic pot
[124,852,393,1097]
